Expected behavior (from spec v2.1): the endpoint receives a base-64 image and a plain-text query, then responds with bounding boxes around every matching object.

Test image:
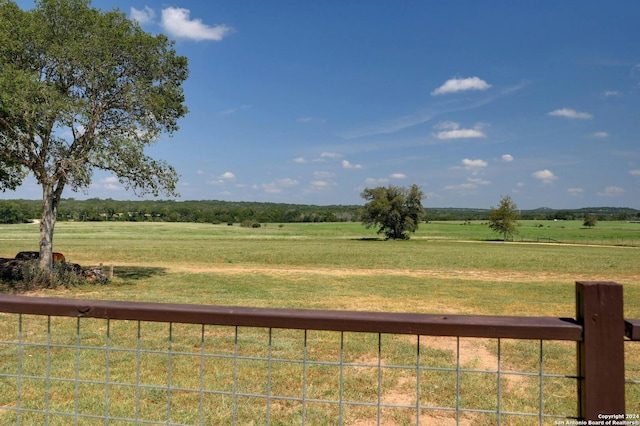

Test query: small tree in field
[0,0,188,271]
[488,195,519,241]
[583,214,598,228]
[360,184,425,240]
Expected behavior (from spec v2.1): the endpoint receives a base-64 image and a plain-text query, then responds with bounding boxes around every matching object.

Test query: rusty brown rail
[0,294,582,340]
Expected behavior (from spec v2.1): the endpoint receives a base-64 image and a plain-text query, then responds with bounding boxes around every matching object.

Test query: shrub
[17,260,85,291]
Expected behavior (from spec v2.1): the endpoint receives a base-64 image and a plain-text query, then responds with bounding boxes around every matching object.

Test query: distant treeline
[0,198,639,225]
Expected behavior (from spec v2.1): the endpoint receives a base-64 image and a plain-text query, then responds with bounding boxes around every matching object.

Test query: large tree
[0,0,188,270]
[361,184,425,240]
[488,195,520,241]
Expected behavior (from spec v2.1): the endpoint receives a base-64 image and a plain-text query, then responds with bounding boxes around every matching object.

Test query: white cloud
[297,117,326,123]
[314,171,335,179]
[434,121,459,130]
[630,170,640,176]
[276,178,298,187]
[390,173,407,179]
[293,157,307,164]
[433,121,486,139]
[259,178,299,194]
[604,90,622,97]
[444,183,476,191]
[461,158,488,175]
[468,177,490,185]
[364,177,389,185]
[342,159,363,169]
[568,188,584,196]
[94,176,123,192]
[591,132,609,138]
[310,180,333,190]
[431,77,492,96]
[532,169,558,184]
[161,7,233,41]
[218,105,251,116]
[219,172,235,180]
[130,6,155,24]
[597,186,625,197]
[462,158,488,169]
[501,154,514,162]
[548,108,593,119]
[320,152,342,159]
[444,177,490,192]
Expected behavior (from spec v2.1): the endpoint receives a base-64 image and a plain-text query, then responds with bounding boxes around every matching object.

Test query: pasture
[0,221,638,424]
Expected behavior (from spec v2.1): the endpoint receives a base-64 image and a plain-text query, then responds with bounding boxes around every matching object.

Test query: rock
[15,251,66,262]
[0,258,28,281]
[82,266,107,282]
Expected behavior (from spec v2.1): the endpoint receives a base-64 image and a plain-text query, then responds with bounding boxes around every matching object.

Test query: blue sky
[8,1,640,209]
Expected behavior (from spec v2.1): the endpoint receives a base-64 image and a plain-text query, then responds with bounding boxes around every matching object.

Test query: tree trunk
[39,182,57,271]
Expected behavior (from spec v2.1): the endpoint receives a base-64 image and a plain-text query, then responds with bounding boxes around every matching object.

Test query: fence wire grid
[0,313,582,425]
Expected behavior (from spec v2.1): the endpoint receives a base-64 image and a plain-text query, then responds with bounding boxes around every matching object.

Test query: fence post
[575,281,625,420]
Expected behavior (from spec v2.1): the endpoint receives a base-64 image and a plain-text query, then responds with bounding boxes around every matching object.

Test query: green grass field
[0,221,638,425]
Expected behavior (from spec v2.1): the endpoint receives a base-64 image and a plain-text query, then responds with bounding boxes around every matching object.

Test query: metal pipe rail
[0,294,582,340]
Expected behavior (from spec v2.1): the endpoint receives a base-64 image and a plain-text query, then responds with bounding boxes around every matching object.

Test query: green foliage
[360,184,425,240]
[488,195,520,241]
[0,198,638,226]
[583,213,598,228]
[9,260,84,291]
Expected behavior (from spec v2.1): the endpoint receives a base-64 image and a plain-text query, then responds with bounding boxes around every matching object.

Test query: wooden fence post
[576,281,625,420]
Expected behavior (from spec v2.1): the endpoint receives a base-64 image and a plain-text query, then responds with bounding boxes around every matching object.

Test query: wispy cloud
[443,176,490,192]
[591,131,609,138]
[364,177,389,185]
[548,108,593,119]
[257,178,299,194]
[297,117,326,124]
[568,188,584,196]
[532,169,558,184]
[431,77,492,96]
[597,186,625,197]
[501,154,514,162]
[218,105,251,116]
[340,82,525,140]
[320,152,342,159]
[314,171,335,179]
[468,177,490,185]
[161,7,233,41]
[309,180,335,191]
[631,170,640,176]
[604,90,622,97]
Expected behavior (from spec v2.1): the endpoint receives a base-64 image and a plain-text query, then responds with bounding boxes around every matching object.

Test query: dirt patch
[115,262,640,284]
[344,336,533,425]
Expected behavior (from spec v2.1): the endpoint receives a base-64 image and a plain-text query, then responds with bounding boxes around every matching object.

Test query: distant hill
[0,198,638,224]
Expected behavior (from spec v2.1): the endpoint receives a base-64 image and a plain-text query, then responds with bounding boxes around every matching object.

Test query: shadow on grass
[113,266,167,281]
[351,237,383,241]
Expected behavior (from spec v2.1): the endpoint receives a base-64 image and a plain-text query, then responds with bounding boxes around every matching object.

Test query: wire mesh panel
[626,339,640,416]
[0,312,581,425]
